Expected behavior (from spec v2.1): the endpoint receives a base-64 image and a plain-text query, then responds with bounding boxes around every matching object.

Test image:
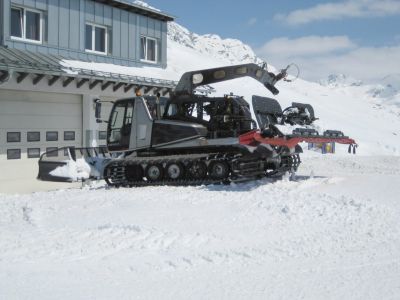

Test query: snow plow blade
[37,146,112,182]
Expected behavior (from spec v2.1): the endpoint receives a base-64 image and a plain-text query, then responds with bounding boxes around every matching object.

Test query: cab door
[107,100,134,151]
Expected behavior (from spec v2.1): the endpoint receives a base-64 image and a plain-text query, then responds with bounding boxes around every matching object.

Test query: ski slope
[1,155,400,299]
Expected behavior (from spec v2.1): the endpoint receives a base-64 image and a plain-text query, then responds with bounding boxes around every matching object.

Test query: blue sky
[147,0,400,82]
[150,0,399,48]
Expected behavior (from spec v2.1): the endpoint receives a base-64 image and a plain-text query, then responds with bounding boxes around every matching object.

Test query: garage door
[0,89,82,193]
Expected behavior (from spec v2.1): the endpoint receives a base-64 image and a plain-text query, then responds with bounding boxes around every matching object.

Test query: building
[0,0,175,192]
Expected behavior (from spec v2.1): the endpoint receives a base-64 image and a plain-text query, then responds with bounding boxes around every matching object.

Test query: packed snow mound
[168,22,262,65]
[319,74,363,87]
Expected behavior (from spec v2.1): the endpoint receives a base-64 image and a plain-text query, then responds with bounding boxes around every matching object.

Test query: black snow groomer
[38,63,357,186]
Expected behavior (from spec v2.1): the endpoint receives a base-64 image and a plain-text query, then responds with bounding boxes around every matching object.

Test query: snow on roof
[132,0,161,12]
[91,0,174,22]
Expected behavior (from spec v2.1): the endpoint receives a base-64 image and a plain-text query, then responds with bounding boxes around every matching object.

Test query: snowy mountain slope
[1,155,400,299]
[168,22,262,65]
[133,0,260,64]
[368,74,400,107]
[319,73,363,87]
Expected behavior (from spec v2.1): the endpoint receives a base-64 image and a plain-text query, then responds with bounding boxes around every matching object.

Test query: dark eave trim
[0,71,9,82]
[63,77,74,87]
[17,72,29,83]
[113,82,125,92]
[33,74,45,85]
[48,75,60,86]
[124,83,136,93]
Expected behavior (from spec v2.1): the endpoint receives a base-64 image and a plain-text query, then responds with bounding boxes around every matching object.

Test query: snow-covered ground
[1,154,399,299]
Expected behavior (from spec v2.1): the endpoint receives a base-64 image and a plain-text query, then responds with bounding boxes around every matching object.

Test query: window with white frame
[140,36,157,63]
[85,23,107,55]
[11,7,42,43]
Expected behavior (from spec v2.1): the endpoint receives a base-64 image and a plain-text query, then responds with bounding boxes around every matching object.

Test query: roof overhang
[92,0,175,22]
[0,47,177,95]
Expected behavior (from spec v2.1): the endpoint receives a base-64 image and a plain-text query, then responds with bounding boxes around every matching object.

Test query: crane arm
[174,63,288,96]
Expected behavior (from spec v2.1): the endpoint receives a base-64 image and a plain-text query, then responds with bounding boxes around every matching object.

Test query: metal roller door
[0,89,82,193]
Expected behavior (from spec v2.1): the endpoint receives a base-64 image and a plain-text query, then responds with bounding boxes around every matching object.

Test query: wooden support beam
[101,81,113,91]
[32,74,45,85]
[48,75,60,86]
[89,79,102,90]
[161,88,171,96]
[113,82,125,92]
[16,72,29,84]
[76,78,89,88]
[124,84,136,93]
[154,87,165,96]
[63,77,74,87]
[144,86,153,94]
[0,71,9,82]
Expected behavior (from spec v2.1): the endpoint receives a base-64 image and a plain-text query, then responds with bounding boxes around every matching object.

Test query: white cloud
[258,36,356,57]
[275,0,400,25]
[247,17,258,26]
[256,35,400,82]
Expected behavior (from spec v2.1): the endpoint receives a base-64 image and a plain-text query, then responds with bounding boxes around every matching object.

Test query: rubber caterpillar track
[103,153,301,187]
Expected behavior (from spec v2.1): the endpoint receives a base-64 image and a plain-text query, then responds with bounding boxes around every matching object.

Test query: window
[99,131,107,140]
[108,101,133,149]
[7,132,21,143]
[27,148,41,158]
[64,131,75,141]
[11,7,42,43]
[140,36,157,63]
[7,149,21,160]
[27,131,40,142]
[11,8,22,38]
[46,147,58,157]
[85,23,107,54]
[46,131,58,141]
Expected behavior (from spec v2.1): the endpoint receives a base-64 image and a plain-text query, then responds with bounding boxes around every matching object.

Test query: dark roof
[0,47,177,90]
[92,0,175,22]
